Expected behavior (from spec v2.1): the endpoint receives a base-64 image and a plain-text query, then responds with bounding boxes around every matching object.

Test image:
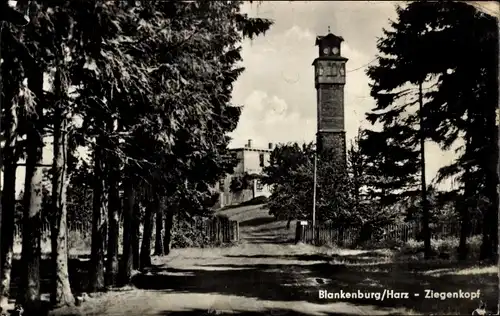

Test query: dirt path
[54,205,409,315]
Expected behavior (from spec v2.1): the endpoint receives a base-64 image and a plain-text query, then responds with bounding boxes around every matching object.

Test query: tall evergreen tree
[416,2,499,260]
[369,1,498,260]
[364,2,437,257]
[363,1,497,259]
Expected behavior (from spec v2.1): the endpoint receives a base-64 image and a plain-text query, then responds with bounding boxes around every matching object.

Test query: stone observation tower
[312,28,348,166]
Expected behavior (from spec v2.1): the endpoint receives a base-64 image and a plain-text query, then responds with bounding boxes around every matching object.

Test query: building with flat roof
[216,139,274,207]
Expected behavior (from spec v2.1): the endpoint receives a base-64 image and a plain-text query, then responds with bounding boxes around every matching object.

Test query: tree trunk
[89,137,108,292]
[458,197,470,261]
[0,18,4,310]
[0,163,16,309]
[154,205,164,256]
[17,138,43,310]
[480,105,498,261]
[16,65,44,314]
[119,174,135,285]
[491,108,499,260]
[140,196,156,270]
[163,209,173,255]
[0,92,18,308]
[132,202,140,270]
[419,82,431,260]
[480,183,497,261]
[458,136,474,260]
[479,137,497,261]
[497,106,500,315]
[106,161,120,287]
[50,112,74,307]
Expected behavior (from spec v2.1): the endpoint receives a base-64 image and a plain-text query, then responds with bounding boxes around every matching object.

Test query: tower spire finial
[327,25,331,33]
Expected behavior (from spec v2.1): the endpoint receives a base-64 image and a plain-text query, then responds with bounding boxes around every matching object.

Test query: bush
[395,236,482,261]
[170,218,207,248]
[170,216,232,249]
[360,238,406,250]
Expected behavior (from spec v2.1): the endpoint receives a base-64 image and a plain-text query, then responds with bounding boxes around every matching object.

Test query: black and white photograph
[0,1,498,315]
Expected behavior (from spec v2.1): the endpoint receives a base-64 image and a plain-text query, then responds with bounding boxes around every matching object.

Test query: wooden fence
[204,216,239,243]
[296,220,481,247]
[14,216,239,245]
[14,221,91,240]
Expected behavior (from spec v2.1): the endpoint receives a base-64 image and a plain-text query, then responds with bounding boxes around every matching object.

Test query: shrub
[170,216,228,249]
[395,236,482,261]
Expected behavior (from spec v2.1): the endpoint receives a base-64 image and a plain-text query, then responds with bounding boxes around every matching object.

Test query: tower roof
[315,33,344,46]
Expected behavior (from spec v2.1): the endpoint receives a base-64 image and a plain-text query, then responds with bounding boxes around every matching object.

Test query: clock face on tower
[332,47,339,55]
[323,47,329,55]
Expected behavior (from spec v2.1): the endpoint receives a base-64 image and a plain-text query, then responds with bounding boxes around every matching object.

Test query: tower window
[259,153,265,167]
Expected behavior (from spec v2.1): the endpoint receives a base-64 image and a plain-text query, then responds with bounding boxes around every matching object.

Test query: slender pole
[497,17,500,315]
[0,22,5,298]
[419,81,430,259]
[312,153,317,244]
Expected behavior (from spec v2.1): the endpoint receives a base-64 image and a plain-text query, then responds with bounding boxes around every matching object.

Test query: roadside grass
[300,236,497,315]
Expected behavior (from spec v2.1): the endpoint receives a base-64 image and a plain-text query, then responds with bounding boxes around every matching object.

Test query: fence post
[217,218,221,242]
[232,220,236,242]
[215,218,218,242]
[295,221,303,244]
[214,218,217,242]
[232,221,237,242]
[210,218,217,242]
[221,218,225,243]
[236,221,239,241]
[214,219,218,242]
[233,221,236,242]
[314,225,319,246]
[224,218,229,243]
[209,219,213,242]
[223,218,226,243]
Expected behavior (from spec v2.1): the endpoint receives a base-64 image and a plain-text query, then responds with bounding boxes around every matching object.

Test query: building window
[219,178,225,191]
[259,153,264,167]
[256,180,264,192]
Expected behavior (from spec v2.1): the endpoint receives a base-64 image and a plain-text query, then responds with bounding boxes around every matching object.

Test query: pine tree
[361,1,499,259]
[371,1,499,260]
